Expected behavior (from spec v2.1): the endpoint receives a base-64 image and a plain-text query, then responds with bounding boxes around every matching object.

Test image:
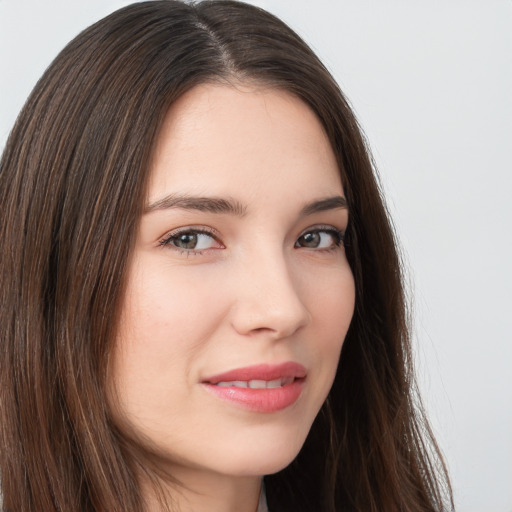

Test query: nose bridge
[230,243,311,338]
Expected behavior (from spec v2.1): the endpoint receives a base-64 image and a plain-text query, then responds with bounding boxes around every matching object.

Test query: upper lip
[202,362,307,384]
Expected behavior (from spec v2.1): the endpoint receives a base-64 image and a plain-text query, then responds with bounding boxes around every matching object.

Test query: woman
[0,1,453,511]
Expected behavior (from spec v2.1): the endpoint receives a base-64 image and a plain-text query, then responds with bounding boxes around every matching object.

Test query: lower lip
[203,379,304,412]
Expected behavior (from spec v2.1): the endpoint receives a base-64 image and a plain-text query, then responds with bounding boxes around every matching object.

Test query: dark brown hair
[0,1,453,510]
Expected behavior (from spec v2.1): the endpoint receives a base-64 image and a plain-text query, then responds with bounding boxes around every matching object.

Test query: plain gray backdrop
[1,1,511,510]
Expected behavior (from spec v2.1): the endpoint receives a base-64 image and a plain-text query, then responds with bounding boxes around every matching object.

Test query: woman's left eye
[159,229,222,252]
[295,228,344,250]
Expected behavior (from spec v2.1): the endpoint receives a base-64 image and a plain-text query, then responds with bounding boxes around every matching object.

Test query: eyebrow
[299,196,348,216]
[144,193,347,216]
[145,194,247,216]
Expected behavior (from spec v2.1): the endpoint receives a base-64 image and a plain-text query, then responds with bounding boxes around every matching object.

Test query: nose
[229,250,311,340]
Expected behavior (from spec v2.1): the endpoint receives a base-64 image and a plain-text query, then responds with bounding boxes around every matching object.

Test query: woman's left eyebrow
[299,196,348,216]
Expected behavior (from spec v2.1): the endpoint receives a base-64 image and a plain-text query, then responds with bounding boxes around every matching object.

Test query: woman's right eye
[159,229,223,253]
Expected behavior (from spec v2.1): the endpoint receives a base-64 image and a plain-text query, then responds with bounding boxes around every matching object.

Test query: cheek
[307,260,355,333]
[108,261,225,421]
[305,267,355,388]
[119,261,223,355]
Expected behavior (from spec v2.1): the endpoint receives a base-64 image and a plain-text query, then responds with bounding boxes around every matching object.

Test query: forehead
[148,83,343,204]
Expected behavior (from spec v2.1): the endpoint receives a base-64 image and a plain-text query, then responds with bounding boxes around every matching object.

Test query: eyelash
[159,227,222,256]
[295,226,346,252]
[158,225,346,256]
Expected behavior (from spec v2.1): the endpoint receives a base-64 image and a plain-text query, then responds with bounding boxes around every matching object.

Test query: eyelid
[295,224,346,248]
[298,224,345,238]
[158,225,224,252]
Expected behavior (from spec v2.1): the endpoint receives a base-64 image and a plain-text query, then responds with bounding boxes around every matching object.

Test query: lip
[203,362,307,383]
[201,362,306,413]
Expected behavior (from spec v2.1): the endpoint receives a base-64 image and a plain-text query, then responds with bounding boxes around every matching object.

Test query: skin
[110,83,355,512]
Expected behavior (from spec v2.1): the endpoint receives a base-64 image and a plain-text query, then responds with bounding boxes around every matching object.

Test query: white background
[1,1,511,510]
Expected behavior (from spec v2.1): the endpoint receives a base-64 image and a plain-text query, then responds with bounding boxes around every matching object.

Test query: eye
[295,228,344,250]
[160,228,223,252]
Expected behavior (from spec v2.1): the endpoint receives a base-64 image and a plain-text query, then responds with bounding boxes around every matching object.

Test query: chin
[209,422,312,477]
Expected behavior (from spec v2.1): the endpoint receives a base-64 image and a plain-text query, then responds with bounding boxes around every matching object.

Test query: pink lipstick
[201,362,306,412]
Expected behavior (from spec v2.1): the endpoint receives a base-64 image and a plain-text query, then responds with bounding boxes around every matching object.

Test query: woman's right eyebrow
[144,194,248,216]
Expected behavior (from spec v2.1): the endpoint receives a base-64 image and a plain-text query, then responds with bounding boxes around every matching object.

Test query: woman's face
[110,83,355,480]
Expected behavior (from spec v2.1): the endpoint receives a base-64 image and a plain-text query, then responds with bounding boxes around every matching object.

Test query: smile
[215,377,295,388]
[202,362,306,412]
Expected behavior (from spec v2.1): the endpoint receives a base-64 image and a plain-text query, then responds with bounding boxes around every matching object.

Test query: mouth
[203,361,306,384]
[214,377,296,389]
[201,362,306,412]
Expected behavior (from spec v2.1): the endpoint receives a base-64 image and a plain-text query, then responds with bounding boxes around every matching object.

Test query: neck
[141,466,263,512]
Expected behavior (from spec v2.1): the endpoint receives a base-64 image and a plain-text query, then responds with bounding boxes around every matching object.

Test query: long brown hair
[0,1,453,510]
